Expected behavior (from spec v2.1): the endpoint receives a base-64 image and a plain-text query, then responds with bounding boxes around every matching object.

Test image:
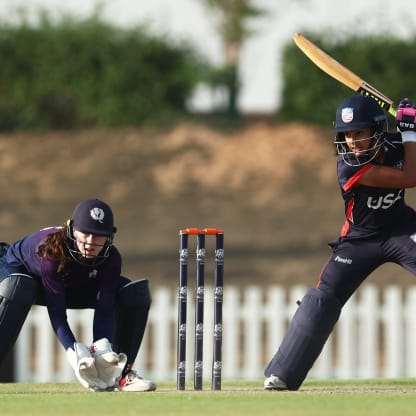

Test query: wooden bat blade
[293,33,396,116]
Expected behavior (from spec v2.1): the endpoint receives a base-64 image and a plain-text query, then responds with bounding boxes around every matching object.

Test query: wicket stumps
[177,228,224,391]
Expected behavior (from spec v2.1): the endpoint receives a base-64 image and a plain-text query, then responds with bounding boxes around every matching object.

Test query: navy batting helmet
[334,94,387,166]
[334,94,387,132]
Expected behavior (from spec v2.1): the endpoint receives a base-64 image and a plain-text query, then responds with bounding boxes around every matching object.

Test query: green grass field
[1,379,416,416]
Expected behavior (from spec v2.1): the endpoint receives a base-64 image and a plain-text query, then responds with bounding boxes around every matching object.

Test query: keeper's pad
[264,287,342,390]
[0,274,39,365]
[112,279,152,363]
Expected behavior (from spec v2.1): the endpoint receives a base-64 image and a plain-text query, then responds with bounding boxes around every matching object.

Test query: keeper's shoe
[117,370,156,392]
[264,374,288,391]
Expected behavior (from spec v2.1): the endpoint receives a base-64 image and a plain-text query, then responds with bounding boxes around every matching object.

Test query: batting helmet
[334,94,387,132]
[333,94,387,166]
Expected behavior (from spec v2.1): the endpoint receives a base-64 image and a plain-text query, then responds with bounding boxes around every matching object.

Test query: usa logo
[341,107,354,123]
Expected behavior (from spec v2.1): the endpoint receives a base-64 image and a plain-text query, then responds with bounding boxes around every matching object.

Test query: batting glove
[396,98,416,143]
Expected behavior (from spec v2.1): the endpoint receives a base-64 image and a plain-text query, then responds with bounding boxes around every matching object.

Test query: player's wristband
[401,131,416,143]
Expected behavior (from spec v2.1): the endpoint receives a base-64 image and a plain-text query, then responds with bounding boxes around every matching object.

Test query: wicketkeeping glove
[90,338,127,388]
[66,342,108,391]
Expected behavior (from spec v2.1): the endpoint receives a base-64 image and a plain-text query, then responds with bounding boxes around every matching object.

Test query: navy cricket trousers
[318,220,416,306]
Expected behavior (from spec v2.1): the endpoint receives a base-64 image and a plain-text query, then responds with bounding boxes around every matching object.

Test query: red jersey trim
[340,184,356,236]
[340,218,350,236]
[342,163,373,191]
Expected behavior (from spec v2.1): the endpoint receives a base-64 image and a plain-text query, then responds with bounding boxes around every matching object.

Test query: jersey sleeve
[337,158,373,191]
[92,248,122,342]
[40,258,77,349]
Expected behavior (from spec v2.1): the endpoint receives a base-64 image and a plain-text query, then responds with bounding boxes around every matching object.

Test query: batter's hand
[396,98,416,132]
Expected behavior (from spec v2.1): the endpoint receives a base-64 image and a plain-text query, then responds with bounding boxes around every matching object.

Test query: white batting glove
[66,342,108,391]
[90,338,127,388]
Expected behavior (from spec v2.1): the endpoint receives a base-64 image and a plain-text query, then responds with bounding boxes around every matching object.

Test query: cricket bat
[293,33,396,117]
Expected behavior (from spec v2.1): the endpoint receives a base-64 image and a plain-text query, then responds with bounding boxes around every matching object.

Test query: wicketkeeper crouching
[0,198,156,392]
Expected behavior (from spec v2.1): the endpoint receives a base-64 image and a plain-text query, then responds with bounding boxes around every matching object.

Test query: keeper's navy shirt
[5,227,121,349]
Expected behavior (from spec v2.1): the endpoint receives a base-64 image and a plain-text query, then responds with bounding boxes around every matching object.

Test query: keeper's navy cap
[71,199,116,236]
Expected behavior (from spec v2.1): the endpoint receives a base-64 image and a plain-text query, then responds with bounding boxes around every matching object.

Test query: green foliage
[280,33,416,127]
[0,15,205,130]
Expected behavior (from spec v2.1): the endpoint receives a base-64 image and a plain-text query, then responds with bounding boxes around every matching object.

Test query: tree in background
[0,14,204,130]
[200,0,266,117]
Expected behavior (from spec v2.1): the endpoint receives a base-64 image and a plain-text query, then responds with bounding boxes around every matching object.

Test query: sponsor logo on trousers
[335,255,352,264]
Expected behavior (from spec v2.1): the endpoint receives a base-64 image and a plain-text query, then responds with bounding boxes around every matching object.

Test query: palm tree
[201,0,266,117]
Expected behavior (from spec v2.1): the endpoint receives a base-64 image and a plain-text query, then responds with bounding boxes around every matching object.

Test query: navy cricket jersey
[337,133,415,238]
[5,227,122,349]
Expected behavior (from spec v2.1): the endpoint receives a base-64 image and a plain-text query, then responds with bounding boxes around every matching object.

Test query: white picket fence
[14,284,416,383]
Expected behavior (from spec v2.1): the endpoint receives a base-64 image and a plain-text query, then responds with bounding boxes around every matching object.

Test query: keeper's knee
[117,278,151,308]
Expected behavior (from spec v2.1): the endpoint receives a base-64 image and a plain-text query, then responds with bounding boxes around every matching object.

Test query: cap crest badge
[90,208,105,223]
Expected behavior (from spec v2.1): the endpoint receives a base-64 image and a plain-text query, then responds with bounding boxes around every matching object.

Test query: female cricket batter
[0,198,156,392]
[264,94,416,390]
